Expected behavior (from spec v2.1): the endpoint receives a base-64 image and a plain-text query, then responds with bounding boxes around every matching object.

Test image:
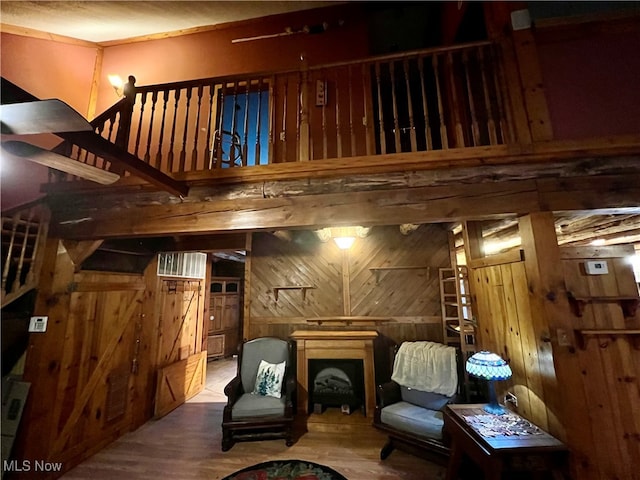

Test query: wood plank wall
[560,249,640,480]
[247,224,450,345]
[15,244,207,476]
[468,225,640,480]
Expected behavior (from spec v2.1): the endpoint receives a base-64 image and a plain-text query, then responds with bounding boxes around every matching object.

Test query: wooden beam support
[49,173,640,240]
[518,212,572,439]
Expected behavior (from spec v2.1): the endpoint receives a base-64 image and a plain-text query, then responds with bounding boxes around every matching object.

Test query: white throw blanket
[391,341,458,397]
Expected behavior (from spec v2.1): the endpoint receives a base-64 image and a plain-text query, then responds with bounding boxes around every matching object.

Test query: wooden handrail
[52,40,516,186]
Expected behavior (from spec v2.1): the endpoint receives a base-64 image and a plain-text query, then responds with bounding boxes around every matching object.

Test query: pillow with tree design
[253,360,286,398]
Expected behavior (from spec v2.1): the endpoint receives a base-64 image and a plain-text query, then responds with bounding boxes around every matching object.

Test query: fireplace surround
[290,330,378,418]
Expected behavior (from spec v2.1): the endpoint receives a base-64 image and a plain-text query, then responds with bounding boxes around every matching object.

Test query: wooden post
[14,239,75,463]
[115,75,136,151]
[298,55,310,161]
[518,212,569,438]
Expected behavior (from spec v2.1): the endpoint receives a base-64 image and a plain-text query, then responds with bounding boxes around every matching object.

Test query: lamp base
[483,402,507,415]
[484,380,507,415]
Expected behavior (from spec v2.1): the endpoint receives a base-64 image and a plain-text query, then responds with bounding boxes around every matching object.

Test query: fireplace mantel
[290,330,378,418]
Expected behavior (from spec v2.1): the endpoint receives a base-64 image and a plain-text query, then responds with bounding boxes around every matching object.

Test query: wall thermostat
[585,260,608,275]
[28,316,48,332]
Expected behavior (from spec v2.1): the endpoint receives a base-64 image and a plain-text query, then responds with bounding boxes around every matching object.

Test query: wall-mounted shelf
[305,316,393,326]
[273,285,315,302]
[369,266,431,284]
[574,328,640,349]
[567,292,639,318]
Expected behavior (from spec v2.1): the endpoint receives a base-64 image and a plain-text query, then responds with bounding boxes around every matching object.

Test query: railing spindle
[281,76,288,163]
[296,72,302,161]
[478,47,498,145]
[321,73,328,159]
[268,76,275,165]
[418,56,433,150]
[374,62,387,154]
[179,87,193,171]
[214,85,226,169]
[168,88,181,172]
[133,91,147,157]
[255,78,264,165]
[403,58,417,152]
[192,85,204,170]
[348,65,356,157]
[156,90,169,170]
[2,214,18,293]
[242,79,250,167]
[491,45,514,144]
[362,63,373,155]
[389,61,402,153]
[144,91,158,164]
[432,54,448,149]
[463,51,481,146]
[335,69,342,158]
[204,84,215,169]
[12,209,33,293]
[447,52,465,147]
[24,208,44,285]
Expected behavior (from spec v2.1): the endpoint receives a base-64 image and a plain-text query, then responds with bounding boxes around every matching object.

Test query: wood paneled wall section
[466,215,640,480]
[15,245,207,476]
[560,249,640,480]
[247,224,450,345]
[470,260,551,428]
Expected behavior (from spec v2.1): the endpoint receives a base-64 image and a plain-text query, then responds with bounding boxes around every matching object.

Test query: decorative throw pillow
[253,360,286,398]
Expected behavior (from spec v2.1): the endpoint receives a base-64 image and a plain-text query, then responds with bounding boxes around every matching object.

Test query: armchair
[221,337,295,451]
[374,342,464,462]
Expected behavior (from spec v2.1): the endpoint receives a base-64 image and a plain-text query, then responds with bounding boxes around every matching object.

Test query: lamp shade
[466,351,512,381]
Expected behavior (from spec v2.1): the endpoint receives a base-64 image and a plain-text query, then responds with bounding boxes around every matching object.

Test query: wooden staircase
[1,201,50,308]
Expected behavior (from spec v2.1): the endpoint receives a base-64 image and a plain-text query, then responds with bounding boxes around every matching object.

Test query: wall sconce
[108,74,124,97]
[315,226,370,250]
[108,74,136,98]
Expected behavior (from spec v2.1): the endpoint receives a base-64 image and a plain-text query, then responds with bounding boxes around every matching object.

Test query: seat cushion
[232,393,285,419]
[380,401,444,440]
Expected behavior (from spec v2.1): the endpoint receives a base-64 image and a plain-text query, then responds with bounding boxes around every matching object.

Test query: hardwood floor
[62,357,447,479]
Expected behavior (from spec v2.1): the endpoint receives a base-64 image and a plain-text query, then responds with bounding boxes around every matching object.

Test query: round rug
[221,459,348,480]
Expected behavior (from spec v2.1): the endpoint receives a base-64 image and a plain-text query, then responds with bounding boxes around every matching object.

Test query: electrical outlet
[505,392,518,408]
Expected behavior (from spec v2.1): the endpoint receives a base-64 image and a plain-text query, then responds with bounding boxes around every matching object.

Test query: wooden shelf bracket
[273,285,315,302]
[369,266,431,284]
[574,329,640,349]
[567,292,639,318]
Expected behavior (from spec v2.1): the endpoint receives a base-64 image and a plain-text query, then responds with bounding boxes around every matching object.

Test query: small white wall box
[28,316,48,333]
[585,260,609,275]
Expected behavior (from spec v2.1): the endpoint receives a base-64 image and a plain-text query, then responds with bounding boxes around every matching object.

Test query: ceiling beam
[49,174,640,240]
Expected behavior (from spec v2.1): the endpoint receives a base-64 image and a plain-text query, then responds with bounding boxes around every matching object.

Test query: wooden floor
[61,357,448,480]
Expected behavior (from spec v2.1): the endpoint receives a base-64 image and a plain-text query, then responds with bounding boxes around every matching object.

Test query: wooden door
[47,272,144,465]
[154,279,206,418]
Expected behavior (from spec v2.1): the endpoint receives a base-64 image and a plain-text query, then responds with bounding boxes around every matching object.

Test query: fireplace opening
[308,359,364,414]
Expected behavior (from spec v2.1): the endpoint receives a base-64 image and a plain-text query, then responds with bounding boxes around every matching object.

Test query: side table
[444,404,568,480]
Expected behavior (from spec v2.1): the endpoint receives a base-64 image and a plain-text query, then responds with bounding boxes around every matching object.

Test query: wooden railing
[1,200,50,308]
[57,40,515,181]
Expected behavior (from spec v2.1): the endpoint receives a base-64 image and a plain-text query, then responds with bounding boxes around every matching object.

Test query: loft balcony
[37,38,633,194]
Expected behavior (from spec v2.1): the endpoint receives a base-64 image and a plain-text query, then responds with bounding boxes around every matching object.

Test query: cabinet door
[222,294,239,330]
[207,334,225,358]
[209,296,224,333]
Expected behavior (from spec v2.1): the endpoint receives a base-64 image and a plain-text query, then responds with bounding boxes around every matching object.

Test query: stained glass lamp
[466,351,512,415]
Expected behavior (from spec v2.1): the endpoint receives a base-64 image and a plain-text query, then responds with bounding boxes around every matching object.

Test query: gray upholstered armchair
[221,337,296,451]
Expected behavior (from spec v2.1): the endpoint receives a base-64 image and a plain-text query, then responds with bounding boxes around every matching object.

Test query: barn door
[48,273,144,463]
[154,279,207,418]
